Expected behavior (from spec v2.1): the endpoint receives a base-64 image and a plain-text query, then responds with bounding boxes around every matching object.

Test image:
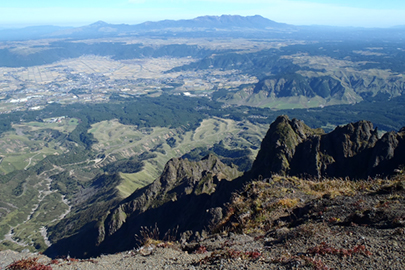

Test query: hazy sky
[1,0,405,28]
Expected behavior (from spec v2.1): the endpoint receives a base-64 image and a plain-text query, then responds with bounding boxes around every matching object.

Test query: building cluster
[0,64,257,114]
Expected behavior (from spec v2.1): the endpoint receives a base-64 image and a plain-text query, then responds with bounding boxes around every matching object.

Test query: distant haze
[1,0,405,28]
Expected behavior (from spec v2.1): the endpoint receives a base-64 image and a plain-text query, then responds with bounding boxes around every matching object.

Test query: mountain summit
[250,115,405,179]
[137,15,289,30]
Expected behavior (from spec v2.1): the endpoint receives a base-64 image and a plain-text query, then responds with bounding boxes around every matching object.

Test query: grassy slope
[0,118,78,174]
[0,119,78,251]
[89,117,268,198]
[0,172,69,252]
[0,116,267,252]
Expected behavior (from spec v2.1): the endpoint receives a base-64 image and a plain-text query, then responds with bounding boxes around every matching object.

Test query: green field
[89,117,268,198]
[0,118,78,174]
[0,118,79,251]
[0,115,267,252]
[0,171,69,252]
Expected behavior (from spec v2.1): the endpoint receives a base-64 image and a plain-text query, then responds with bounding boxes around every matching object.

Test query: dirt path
[24,152,42,170]
[1,175,72,248]
[40,226,52,247]
[3,228,28,247]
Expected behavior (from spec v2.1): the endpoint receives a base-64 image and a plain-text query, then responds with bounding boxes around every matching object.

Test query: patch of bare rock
[1,225,404,270]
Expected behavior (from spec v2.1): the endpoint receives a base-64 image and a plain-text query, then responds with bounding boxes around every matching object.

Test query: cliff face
[102,154,241,241]
[249,115,324,178]
[46,116,405,259]
[47,154,241,258]
[250,115,405,179]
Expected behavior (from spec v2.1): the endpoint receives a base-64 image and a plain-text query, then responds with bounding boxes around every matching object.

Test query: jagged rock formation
[250,115,405,179]
[46,116,405,259]
[100,154,240,241]
[46,154,241,258]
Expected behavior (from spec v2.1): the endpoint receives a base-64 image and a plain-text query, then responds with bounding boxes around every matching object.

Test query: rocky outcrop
[46,116,405,259]
[249,115,324,178]
[102,154,241,240]
[250,115,405,179]
[46,154,241,258]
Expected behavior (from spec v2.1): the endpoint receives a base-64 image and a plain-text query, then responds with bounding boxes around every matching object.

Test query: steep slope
[45,116,405,258]
[219,73,405,108]
[245,74,361,106]
[249,115,405,179]
[46,154,241,258]
[252,74,347,99]
[248,115,325,177]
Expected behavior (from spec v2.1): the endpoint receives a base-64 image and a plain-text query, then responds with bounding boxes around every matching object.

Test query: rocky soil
[2,174,405,270]
[1,227,404,270]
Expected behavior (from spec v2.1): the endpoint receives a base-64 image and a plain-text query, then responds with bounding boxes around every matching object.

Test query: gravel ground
[1,227,404,270]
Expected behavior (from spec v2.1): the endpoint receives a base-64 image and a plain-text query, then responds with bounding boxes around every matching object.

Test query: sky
[1,0,405,29]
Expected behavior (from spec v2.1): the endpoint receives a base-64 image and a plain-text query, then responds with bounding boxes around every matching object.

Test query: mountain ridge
[5,14,405,41]
[42,15,292,39]
[136,15,289,30]
[45,116,405,258]
[46,154,242,258]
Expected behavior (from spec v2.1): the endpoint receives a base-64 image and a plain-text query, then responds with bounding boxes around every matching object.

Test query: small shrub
[135,224,161,245]
[328,217,341,223]
[277,198,299,208]
[301,256,330,270]
[135,223,179,251]
[307,242,372,257]
[6,257,52,270]
[49,259,59,265]
[198,249,261,265]
[194,245,208,254]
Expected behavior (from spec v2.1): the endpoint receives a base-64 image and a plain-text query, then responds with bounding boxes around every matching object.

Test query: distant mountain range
[134,15,289,30]
[48,15,291,39]
[2,15,405,41]
[0,15,292,40]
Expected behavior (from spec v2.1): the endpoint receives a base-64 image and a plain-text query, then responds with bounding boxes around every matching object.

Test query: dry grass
[276,198,299,208]
[135,223,179,249]
[213,172,405,235]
